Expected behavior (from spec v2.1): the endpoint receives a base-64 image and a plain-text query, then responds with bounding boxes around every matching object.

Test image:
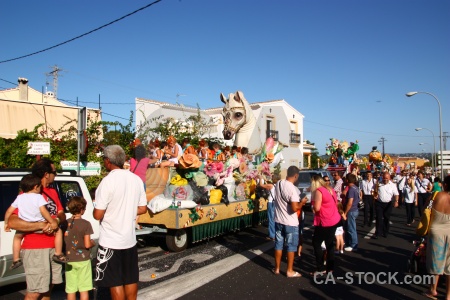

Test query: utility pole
[378,137,387,157]
[45,65,63,99]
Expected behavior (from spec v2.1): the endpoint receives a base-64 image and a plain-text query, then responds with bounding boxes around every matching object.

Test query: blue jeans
[267,202,275,239]
[275,223,299,252]
[345,210,358,248]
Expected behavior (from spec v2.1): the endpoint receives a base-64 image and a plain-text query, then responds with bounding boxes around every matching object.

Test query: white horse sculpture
[220,91,262,154]
[220,91,284,167]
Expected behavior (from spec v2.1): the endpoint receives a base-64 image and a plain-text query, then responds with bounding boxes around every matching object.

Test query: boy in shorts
[64,196,96,300]
[4,174,68,270]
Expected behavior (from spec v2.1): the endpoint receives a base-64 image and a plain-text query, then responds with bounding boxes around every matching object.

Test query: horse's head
[220,91,248,140]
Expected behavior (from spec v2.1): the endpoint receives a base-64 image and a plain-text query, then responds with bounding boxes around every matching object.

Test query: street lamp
[406,91,444,179]
[419,143,433,170]
[416,128,436,173]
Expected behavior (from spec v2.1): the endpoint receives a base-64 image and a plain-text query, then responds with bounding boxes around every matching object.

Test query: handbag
[416,191,439,236]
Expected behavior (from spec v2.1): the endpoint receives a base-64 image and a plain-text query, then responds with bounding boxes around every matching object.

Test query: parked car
[295,169,332,209]
[0,169,99,287]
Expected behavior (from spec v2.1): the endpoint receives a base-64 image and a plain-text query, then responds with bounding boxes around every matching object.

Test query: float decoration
[326,138,360,166]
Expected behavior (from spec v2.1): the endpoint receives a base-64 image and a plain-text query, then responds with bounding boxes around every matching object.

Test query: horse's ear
[220,93,227,104]
[234,91,244,103]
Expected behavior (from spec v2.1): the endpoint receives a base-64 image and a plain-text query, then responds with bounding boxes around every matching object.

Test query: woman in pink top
[130,144,150,189]
[310,175,341,275]
[130,144,150,230]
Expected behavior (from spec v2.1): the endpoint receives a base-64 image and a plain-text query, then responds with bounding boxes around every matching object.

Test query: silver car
[295,170,332,209]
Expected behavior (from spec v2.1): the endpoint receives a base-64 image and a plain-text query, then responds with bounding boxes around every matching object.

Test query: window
[266,118,278,140]
[50,181,83,213]
[289,121,300,143]
[290,132,301,144]
[0,181,20,221]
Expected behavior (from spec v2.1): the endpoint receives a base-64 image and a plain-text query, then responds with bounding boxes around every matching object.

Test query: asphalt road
[1,206,446,300]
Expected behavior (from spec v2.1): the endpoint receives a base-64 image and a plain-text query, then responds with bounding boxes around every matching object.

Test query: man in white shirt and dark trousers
[395,170,407,208]
[361,172,375,227]
[94,145,148,299]
[414,170,432,217]
[373,172,399,239]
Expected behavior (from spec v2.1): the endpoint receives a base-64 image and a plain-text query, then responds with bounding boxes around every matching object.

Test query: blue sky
[1,0,449,155]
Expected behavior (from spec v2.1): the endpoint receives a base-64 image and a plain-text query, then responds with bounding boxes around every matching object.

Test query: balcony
[266,130,279,141]
[290,133,301,144]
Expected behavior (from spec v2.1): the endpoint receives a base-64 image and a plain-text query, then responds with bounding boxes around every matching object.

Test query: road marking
[139,253,214,282]
[364,226,376,239]
[137,241,274,300]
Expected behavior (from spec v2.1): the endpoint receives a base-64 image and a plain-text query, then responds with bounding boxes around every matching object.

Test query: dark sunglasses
[49,170,57,175]
[324,179,331,182]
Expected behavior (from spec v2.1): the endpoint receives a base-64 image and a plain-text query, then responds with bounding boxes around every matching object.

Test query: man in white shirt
[414,170,432,217]
[94,145,148,299]
[373,172,398,239]
[361,172,375,226]
[332,172,344,202]
[395,170,407,208]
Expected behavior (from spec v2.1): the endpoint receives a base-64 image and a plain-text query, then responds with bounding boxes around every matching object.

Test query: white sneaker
[372,220,376,223]
[340,250,344,254]
[344,247,353,252]
[389,221,393,225]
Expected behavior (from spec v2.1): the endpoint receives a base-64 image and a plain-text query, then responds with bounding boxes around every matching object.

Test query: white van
[0,170,99,287]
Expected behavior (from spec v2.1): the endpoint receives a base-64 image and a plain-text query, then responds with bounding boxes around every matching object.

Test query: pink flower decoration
[214,161,224,174]
[260,161,271,176]
[204,162,217,177]
[246,169,259,180]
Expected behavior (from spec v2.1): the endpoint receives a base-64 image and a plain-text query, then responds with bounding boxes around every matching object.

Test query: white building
[135,97,305,170]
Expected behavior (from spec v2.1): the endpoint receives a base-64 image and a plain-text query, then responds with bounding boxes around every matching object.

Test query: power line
[102,112,130,121]
[0,0,163,64]
[0,78,16,85]
[58,97,134,106]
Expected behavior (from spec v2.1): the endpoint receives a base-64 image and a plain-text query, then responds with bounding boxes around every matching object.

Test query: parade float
[137,91,283,252]
[368,146,394,172]
[325,138,360,173]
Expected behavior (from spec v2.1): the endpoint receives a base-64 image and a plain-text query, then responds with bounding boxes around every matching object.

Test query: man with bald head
[373,172,399,239]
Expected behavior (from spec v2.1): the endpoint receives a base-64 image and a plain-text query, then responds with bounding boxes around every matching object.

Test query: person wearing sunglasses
[7,158,67,300]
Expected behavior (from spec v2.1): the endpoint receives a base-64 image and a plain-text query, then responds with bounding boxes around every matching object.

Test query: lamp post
[419,143,433,170]
[406,91,444,179]
[416,128,436,173]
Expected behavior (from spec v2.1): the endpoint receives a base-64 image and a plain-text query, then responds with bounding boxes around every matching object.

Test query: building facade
[0,78,100,139]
